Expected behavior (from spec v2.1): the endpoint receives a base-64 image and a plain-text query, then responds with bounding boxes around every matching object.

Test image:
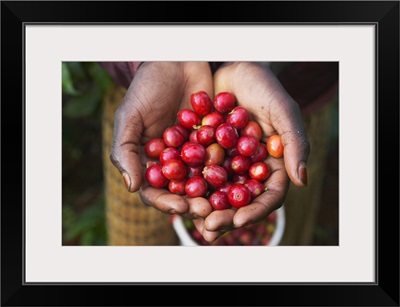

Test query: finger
[203,208,236,232]
[193,219,225,243]
[213,62,236,95]
[273,98,310,187]
[181,62,214,105]
[139,186,189,215]
[110,100,144,192]
[186,197,213,219]
[233,156,289,227]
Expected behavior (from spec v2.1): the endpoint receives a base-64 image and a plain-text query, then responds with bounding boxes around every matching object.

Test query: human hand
[195,62,310,243]
[110,62,214,219]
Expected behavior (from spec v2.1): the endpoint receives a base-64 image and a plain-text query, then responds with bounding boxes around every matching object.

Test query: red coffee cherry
[144,138,167,159]
[177,109,201,129]
[159,147,181,164]
[196,125,216,147]
[173,124,190,141]
[181,142,207,166]
[190,91,213,115]
[168,179,187,195]
[231,155,251,173]
[236,135,260,157]
[244,179,265,199]
[202,165,228,188]
[189,130,199,143]
[250,144,268,163]
[227,183,252,208]
[162,159,187,181]
[209,191,231,210]
[201,111,225,128]
[248,162,270,182]
[215,123,239,149]
[145,164,169,188]
[214,92,236,113]
[240,121,263,141]
[185,176,208,197]
[226,106,249,129]
[163,126,186,148]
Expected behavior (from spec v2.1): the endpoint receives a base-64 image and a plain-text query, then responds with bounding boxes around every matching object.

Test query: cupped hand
[110,62,214,219]
[196,62,311,243]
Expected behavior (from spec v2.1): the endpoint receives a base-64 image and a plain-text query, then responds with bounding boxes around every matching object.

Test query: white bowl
[172,205,286,246]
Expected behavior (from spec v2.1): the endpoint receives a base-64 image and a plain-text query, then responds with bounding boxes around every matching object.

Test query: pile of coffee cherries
[144,91,283,210]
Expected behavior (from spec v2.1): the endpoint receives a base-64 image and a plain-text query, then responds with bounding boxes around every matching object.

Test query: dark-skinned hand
[193,62,310,243]
[110,62,214,220]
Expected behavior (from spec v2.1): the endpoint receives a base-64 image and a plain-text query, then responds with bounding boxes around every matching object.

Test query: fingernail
[298,162,308,186]
[122,172,131,191]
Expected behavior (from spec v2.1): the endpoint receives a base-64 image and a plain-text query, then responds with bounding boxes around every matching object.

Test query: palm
[195,62,310,243]
[111,61,214,219]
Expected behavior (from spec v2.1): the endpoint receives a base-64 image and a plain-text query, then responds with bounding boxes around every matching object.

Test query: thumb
[109,100,144,193]
[273,99,310,187]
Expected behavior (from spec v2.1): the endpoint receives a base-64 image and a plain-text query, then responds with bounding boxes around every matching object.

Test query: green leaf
[66,62,87,81]
[62,63,80,96]
[81,231,96,246]
[87,62,113,96]
[63,89,101,118]
[64,204,101,242]
[62,206,77,230]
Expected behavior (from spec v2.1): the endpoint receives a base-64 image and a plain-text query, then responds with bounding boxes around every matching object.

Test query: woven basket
[102,85,179,245]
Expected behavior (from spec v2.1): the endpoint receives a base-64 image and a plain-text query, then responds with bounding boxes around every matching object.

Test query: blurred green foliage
[62,62,112,118]
[62,192,107,245]
[62,62,113,245]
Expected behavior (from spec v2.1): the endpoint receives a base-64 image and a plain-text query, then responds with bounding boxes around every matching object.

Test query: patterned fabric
[100,62,142,89]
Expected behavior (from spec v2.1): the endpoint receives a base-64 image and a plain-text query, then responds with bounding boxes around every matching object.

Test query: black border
[1,1,399,306]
